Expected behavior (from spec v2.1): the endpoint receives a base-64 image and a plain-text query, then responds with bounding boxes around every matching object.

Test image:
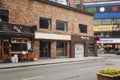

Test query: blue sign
[94,12,120,19]
[84,2,120,7]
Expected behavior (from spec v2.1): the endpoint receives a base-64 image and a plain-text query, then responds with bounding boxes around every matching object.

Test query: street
[0,55,120,80]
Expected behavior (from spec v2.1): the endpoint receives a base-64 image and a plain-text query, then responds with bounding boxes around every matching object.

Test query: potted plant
[28,48,33,52]
[97,68,120,80]
[27,48,34,61]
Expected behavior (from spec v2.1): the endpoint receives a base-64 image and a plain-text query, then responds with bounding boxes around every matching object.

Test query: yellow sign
[94,25,112,31]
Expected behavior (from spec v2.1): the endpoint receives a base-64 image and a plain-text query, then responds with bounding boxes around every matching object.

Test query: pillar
[33,39,40,59]
[51,41,56,59]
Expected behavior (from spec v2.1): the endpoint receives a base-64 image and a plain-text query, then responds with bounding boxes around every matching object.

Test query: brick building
[0,0,96,62]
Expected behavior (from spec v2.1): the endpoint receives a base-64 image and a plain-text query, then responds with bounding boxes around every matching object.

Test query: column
[51,41,56,59]
[67,41,70,58]
[33,39,40,59]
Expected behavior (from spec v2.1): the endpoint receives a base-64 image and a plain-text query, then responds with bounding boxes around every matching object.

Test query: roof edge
[33,0,94,16]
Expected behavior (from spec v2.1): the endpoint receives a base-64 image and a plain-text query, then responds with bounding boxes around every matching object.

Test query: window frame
[39,17,51,29]
[56,20,67,31]
[0,9,9,22]
[79,24,87,33]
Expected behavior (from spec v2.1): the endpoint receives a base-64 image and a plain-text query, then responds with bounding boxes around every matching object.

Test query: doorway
[0,38,10,61]
[75,43,84,57]
[88,43,94,56]
[39,40,51,58]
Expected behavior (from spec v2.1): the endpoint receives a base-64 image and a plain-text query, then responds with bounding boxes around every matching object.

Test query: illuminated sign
[97,38,120,43]
[94,25,112,31]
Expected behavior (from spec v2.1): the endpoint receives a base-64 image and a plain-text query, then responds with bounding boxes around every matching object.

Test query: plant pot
[27,52,36,61]
[97,73,120,80]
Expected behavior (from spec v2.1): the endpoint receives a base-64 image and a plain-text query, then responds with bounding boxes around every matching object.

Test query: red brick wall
[0,0,94,36]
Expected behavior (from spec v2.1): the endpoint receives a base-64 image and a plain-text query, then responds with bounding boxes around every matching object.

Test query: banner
[94,25,112,31]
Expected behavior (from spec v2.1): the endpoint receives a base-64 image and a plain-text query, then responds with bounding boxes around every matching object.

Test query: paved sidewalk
[0,56,106,69]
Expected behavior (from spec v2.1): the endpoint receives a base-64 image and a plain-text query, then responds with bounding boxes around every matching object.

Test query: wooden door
[2,38,10,60]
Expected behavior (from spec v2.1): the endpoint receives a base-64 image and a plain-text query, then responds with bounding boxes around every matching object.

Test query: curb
[0,57,106,69]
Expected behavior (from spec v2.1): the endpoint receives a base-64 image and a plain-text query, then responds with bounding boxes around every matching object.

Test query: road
[0,55,120,80]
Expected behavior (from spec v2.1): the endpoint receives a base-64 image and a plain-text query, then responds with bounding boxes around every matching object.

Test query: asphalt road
[0,55,120,80]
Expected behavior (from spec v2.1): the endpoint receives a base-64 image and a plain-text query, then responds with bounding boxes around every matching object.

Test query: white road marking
[79,66,104,71]
[22,76,43,80]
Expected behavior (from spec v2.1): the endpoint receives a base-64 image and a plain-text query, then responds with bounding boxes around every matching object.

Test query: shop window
[56,20,67,31]
[0,9,9,22]
[39,17,51,29]
[11,43,27,52]
[10,38,29,52]
[79,24,87,33]
[56,42,67,57]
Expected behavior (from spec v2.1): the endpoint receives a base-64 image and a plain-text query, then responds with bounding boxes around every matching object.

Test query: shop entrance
[75,43,84,57]
[39,40,51,58]
[88,43,94,56]
[1,38,10,61]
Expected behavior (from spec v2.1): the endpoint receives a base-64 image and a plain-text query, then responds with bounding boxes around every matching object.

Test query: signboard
[97,38,120,43]
[94,25,120,31]
[94,12,120,19]
[94,25,112,31]
[112,25,120,31]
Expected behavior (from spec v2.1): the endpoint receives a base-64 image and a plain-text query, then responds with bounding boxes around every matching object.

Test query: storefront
[39,40,68,58]
[0,22,35,62]
[97,38,120,53]
[71,35,96,58]
[35,32,71,59]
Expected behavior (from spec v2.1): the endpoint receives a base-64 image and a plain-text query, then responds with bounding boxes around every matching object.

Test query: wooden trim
[10,52,21,54]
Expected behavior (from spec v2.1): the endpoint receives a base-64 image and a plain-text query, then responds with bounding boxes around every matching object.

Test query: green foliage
[98,68,120,76]
[28,48,33,52]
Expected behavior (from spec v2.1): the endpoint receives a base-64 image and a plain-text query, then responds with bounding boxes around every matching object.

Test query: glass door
[40,40,51,58]
[2,38,10,60]
[88,43,94,56]
[3,39,9,54]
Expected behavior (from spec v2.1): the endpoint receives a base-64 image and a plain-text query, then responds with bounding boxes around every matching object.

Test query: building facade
[84,0,120,53]
[48,0,84,10]
[0,0,96,62]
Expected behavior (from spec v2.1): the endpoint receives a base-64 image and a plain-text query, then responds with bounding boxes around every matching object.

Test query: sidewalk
[0,56,106,69]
